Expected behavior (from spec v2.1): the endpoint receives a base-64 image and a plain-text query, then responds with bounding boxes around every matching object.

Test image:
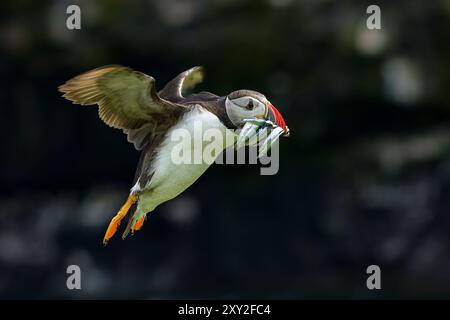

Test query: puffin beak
[268,104,290,137]
[255,103,289,158]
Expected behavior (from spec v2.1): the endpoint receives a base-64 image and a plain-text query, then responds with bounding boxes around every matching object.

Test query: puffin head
[225,89,290,137]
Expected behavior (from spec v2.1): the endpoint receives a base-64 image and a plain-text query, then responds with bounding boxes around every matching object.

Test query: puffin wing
[58,65,186,149]
[159,66,205,101]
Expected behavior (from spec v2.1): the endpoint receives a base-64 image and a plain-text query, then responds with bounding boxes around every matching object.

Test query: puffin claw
[103,193,137,245]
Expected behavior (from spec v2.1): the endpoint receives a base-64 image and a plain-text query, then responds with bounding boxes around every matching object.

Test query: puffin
[58,65,290,244]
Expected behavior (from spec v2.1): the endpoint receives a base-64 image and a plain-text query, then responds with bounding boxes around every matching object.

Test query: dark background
[1,0,450,299]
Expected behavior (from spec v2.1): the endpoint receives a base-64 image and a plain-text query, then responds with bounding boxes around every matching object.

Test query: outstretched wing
[159,66,205,101]
[58,65,186,149]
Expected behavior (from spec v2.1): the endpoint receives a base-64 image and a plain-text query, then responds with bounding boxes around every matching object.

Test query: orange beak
[268,104,290,137]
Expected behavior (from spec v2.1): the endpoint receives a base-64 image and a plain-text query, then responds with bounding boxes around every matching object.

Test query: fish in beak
[236,103,290,157]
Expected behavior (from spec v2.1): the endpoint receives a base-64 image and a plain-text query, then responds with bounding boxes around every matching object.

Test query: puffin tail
[103,193,138,245]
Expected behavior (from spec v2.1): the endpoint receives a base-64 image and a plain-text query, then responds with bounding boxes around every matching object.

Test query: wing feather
[58,65,185,130]
[159,66,204,101]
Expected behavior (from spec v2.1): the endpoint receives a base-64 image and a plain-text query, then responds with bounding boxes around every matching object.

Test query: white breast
[136,106,236,212]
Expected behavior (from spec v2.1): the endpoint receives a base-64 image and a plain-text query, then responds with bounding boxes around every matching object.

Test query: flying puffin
[58,65,290,244]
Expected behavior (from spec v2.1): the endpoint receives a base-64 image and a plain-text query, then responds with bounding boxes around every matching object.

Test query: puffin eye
[245,99,254,110]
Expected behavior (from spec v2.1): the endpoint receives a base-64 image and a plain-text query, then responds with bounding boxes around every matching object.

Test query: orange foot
[131,215,145,234]
[103,193,137,245]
